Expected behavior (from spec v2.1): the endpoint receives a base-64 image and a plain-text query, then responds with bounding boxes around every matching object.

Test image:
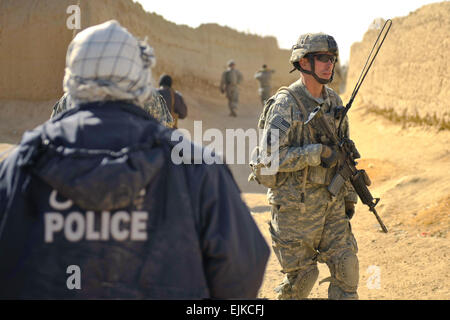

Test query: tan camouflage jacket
[220,68,243,91]
[51,91,174,128]
[142,90,174,128]
[260,78,358,204]
[254,69,274,89]
[50,93,71,119]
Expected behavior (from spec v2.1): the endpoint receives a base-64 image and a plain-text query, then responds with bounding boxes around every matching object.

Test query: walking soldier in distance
[220,59,243,117]
[254,64,275,106]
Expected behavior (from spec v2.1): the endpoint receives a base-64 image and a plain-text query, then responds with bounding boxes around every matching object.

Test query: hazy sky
[135,0,444,64]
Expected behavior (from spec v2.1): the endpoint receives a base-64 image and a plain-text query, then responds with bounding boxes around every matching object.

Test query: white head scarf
[63,20,156,107]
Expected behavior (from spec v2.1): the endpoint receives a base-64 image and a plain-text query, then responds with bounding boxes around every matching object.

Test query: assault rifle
[305,19,392,233]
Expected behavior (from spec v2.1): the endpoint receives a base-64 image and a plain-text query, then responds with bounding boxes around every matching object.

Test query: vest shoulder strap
[276,86,308,117]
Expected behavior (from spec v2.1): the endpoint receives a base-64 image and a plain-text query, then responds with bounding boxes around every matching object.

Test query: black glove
[345,201,356,219]
[320,145,338,168]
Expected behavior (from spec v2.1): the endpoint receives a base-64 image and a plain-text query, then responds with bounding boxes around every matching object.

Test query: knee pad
[329,250,359,293]
[292,265,319,299]
[275,265,319,300]
[328,284,359,300]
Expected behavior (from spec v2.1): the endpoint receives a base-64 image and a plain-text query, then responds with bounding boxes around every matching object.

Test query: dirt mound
[409,195,449,238]
[0,0,74,101]
[345,1,450,130]
[0,99,56,144]
[0,0,344,102]
[357,158,402,186]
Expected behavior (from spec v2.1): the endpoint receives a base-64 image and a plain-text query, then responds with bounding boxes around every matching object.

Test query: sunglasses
[312,54,337,64]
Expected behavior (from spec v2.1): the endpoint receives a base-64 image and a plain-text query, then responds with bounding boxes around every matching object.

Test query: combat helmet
[289,33,338,84]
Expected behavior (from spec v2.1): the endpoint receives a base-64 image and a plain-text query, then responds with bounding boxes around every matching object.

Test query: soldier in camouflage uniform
[220,60,243,117]
[254,65,275,106]
[256,33,359,300]
[142,90,174,128]
[51,90,174,128]
[50,92,70,119]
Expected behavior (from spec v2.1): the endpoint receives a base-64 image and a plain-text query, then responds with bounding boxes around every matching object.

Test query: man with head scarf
[51,89,174,128]
[50,42,174,128]
[0,20,269,299]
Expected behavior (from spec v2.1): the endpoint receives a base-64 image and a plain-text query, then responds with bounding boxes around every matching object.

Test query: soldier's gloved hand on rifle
[320,145,338,168]
[345,201,356,219]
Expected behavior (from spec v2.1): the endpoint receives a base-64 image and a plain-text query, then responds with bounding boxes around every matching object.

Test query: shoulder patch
[270,114,290,134]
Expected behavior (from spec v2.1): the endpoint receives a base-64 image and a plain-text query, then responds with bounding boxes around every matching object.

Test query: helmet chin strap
[298,56,335,84]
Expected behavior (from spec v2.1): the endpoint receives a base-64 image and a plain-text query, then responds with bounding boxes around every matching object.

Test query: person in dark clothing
[0,20,269,300]
[157,74,187,128]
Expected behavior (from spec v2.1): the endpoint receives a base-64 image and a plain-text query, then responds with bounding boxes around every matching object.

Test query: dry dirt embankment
[0,0,344,102]
[1,0,342,102]
[345,2,450,129]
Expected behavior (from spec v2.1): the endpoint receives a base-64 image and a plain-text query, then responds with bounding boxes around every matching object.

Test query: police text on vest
[44,211,148,243]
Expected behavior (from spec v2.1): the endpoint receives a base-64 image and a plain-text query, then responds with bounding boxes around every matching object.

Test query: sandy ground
[0,88,449,300]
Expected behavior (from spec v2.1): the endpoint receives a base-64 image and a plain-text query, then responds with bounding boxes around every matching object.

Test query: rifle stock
[308,106,388,233]
[350,166,388,233]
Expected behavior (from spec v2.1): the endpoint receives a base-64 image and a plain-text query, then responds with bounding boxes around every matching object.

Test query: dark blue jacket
[0,101,269,299]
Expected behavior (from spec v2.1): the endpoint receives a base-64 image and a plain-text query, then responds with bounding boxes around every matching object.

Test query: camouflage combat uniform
[220,62,243,116]
[261,78,359,300]
[50,93,71,119]
[142,90,174,128]
[51,91,174,128]
[254,68,275,106]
